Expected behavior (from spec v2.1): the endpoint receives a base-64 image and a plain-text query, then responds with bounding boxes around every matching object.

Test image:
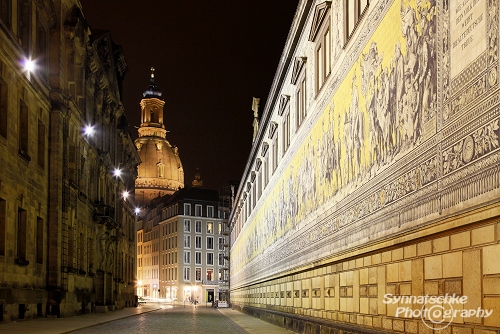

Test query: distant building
[229,0,500,332]
[134,69,184,207]
[0,1,139,322]
[137,186,230,305]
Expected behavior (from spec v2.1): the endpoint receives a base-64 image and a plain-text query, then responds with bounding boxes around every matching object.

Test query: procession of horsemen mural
[233,0,439,271]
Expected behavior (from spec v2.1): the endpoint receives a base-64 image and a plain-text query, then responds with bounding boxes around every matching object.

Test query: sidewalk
[0,304,161,334]
[0,304,295,334]
[219,307,293,334]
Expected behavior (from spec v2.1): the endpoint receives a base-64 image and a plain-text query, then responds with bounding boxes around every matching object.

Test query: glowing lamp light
[134,207,141,215]
[122,190,129,199]
[83,124,95,137]
[23,58,36,72]
[113,168,122,177]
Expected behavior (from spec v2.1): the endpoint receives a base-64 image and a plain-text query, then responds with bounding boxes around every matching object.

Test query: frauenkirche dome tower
[134,68,184,206]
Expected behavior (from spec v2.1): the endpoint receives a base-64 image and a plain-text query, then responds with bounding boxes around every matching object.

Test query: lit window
[207,222,213,234]
[206,268,214,281]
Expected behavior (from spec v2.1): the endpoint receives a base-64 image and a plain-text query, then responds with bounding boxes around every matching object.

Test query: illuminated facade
[137,187,229,305]
[229,0,500,332]
[134,69,184,207]
[0,0,140,322]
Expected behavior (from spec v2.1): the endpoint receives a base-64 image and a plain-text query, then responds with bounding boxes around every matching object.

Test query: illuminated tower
[134,68,184,206]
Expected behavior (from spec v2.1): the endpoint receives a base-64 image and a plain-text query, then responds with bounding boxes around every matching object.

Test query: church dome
[134,68,184,206]
[135,138,184,192]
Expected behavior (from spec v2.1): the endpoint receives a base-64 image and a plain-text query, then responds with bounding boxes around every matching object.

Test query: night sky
[79,1,299,190]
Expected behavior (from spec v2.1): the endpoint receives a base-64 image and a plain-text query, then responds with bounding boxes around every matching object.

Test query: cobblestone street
[72,306,247,334]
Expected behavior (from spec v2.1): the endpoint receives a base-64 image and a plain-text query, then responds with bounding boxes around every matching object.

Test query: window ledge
[15,257,30,266]
[18,149,31,162]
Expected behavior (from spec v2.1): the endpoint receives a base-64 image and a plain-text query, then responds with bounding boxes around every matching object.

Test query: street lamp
[22,57,36,80]
[83,124,95,137]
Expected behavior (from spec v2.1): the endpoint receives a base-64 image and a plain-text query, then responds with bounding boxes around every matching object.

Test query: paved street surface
[0,304,294,334]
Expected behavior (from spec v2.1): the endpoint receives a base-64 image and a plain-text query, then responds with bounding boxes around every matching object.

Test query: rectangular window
[18,0,30,54]
[325,28,331,76]
[184,250,190,264]
[195,267,201,281]
[19,100,29,159]
[207,253,214,265]
[0,0,12,28]
[0,198,5,256]
[184,219,190,232]
[16,208,27,261]
[218,237,224,251]
[296,74,307,130]
[78,233,84,270]
[207,236,214,250]
[184,235,190,248]
[283,111,290,154]
[316,44,323,91]
[207,206,214,218]
[195,251,202,265]
[36,217,43,264]
[36,25,48,80]
[218,253,224,266]
[272,134,278,172]
[263,155,269,187]
[207,222,213,234]
[37,120,45,168]
[195,220,202,233]
[345,0,369,42]
[316,22,331,94]
[183,267,190,281]
[184,203,191,215]
[195,236,202,249]
[88,238,94,271]
[206,268,214,281]
[0,78,7,138]
[195,204,202,217]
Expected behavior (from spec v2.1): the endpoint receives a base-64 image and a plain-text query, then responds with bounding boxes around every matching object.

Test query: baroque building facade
[134,69,184,207]
[229,0,500,333]
[137,186,230,305]
[0,0,140,322]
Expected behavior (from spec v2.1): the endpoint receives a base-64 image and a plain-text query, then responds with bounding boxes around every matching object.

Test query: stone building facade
[137,187,229,305]
[0,0,140,322]
[229,0,500,333]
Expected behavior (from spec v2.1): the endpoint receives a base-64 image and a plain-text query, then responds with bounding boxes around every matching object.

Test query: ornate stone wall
[229,0,500,332]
